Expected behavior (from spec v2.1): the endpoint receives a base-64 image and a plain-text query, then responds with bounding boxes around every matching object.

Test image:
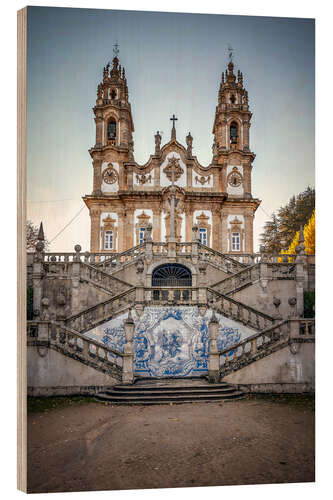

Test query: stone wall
[224,342,315,392]
[229,279,298,319]
[27,346,119,396]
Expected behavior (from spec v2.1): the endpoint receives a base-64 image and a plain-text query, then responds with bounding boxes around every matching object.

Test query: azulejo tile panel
[85,306,256,378]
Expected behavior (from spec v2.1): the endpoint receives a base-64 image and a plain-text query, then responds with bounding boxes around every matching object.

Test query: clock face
[102,165,118,184]
[227,168,243,188]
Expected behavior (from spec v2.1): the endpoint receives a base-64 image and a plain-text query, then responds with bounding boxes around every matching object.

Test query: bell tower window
[199,228,207,246]
[231,232,240,251]
[139,227,146,244]
[230,122,238,145]
[107,119,117,141]
[111,88,117,99]
[230,94,236,104]
[104,230,113,250]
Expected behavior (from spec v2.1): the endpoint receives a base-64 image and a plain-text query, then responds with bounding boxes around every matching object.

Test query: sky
[26,6,315,252]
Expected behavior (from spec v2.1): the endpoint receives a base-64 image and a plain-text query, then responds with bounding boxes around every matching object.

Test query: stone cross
[170,114,178,140]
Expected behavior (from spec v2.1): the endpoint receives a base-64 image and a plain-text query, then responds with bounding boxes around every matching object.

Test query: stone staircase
[95,378,244,405]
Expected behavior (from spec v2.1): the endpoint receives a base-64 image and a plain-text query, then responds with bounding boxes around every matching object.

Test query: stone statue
[155,131,161,154]
[186,132,193,156]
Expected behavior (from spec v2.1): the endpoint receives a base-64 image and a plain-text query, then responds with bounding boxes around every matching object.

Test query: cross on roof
[170,114,178,126]
[113,42,119,57]
[228,44,234,62]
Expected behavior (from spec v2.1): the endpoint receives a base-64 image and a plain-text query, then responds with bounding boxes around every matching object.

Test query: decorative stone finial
[154,131,161,155]
[299,225,305,244]
[125,309,134,324]
[74,244,82,262]
[37,222,45,241]
[210,311,219,324]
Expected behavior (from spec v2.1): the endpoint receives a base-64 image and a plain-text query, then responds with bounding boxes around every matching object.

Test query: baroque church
[27,49,314,402]
[83,51,260,255]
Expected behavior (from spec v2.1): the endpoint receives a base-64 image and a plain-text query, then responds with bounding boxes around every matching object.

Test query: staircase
[95,378,244,405]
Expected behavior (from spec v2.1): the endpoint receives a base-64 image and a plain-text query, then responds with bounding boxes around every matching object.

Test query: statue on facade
[186,132,193,156]
[154,131,161,154]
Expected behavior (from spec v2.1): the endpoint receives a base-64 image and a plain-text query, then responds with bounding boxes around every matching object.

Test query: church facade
[83,54,260,255]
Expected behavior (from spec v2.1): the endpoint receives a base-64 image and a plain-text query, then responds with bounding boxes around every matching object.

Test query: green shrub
[304,290,315,318]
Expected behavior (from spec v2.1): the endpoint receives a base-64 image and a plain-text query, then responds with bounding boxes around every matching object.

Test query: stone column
[117,208,125,253]
[94,115,103,146]
[92,159,102,195]
[186,163,192,188]
[122,311,134,384]
[243,120,250,151]
[243,164,252,198]
[32,242,44,319]
[221,211,228,253]
[212,208,221,251]
[185,207,193,242]
[208,312,220,383]
[71,245,82,316]
[153,208,161,242]
[221,118,227,149]
[244,211,254,253]
[90,209,101,252]
[124,208,134,250]
[221,164,227,193]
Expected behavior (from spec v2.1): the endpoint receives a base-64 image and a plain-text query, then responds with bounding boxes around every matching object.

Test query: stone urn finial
[74,244,82,262]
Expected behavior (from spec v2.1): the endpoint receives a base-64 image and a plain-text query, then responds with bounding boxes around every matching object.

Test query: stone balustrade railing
[80,263,131,293]
[197,243,247,274]
[207,288,275,331]
[97,244,145,270]
[27,320,124,379]
[145,287,199,305]
[219,318,315,378]
[212,264,261,295]
[65,287,136,333]
[176,242,193,254]
[152,242,168,254]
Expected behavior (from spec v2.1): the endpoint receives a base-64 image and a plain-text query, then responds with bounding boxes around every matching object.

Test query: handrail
[218,318,315,377]
[208,287,275,322]
[211,263,260,292]
[65,287,136,324]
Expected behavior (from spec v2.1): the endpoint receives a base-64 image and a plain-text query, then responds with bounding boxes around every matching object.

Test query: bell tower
[90,44,135,196]
[212,49,260,254]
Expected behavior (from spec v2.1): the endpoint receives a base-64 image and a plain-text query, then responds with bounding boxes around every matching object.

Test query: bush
[304,290,315,318]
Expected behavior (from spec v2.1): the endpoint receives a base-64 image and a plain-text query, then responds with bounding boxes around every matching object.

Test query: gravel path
[27,396,315,493]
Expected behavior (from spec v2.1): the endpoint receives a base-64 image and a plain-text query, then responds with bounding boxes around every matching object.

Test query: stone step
[95,380,244,405]
[95,391,244,405]
[106,387,237,397]
[114,383,231,392]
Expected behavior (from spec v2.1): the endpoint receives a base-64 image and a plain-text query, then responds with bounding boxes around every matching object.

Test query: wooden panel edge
[17,6,27,493]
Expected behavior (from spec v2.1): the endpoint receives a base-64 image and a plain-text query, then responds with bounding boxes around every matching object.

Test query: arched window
[107,119,117,140]
[111,88,117,99]
[230,122,238,145]
[152,263,192,287]
[230,94,236,104]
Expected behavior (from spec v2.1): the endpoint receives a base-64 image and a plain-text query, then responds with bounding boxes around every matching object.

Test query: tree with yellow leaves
[282,210,315,255]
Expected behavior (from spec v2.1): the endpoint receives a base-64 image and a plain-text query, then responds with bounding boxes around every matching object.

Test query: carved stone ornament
[227,167,243,187]
[195,175,211,186]
[163,156,184,182]
[136,173,152,185]
[102,164,118,184]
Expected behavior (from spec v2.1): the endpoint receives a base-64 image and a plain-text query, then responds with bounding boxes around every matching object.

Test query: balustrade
[146,287,197,304]
[219,318,314,377]
[207,288,275,331]
[65,288,136,333]
[27,320,124,375]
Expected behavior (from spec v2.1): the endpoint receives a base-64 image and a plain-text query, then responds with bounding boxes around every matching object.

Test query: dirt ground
[27,395,315,493]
